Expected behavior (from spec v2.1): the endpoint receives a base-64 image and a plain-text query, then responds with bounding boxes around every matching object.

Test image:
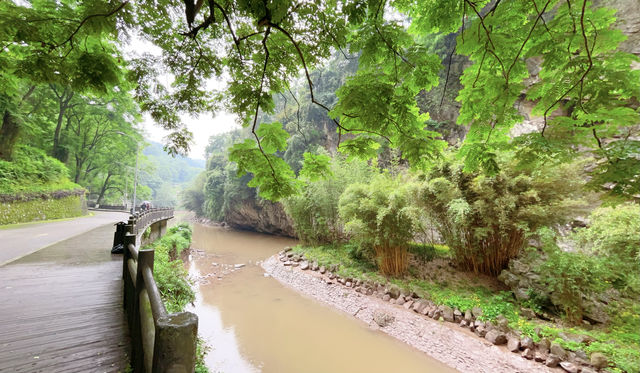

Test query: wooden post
[132,249,154,373]
[152,312,198,373]
[122,233,136,310]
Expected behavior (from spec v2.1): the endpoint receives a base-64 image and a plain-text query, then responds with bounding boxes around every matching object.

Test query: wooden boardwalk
[0,224,129,372]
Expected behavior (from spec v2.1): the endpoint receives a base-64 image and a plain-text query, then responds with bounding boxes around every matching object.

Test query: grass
[294,243,640,373]
[143,223,210,373]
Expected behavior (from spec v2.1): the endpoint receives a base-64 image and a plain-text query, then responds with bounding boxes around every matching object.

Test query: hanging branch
[54,1,128,49]
[542,0,594,136]
[250,27,280,184]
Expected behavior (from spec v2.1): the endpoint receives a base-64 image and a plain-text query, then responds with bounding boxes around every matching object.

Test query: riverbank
[262,254,557,373]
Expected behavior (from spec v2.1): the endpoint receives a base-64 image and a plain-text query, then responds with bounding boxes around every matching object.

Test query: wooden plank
[0,223,130,372]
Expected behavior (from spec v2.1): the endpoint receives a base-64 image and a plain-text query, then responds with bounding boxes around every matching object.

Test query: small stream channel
[187,223,456,373]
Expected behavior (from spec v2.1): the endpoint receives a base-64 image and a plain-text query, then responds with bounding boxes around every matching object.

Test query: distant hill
[140,142,205,207]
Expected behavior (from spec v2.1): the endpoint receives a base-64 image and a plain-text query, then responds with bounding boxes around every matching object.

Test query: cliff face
[224,199,296,238]
[605,0,640,57]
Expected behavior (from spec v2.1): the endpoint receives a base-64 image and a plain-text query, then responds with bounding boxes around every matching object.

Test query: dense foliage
[123,0,639,201]
[0,145,79,194]
[339,174,419,276]
[416,154,587,275]
[284,154,374,244]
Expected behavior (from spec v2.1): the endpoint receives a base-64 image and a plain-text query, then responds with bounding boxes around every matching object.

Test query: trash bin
[111,221,127,254]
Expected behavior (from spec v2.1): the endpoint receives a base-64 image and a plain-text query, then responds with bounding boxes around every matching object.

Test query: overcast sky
[140,110,238,160]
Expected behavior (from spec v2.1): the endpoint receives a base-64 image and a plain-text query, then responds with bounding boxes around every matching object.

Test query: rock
[319,266,326,274]
[373,310,395,328]
[345,281,352,287]
[283,247,292,252]
[440,306,455,322]
[459,320,468,328]
[545,355,561,367]
[590,352,608,369]
[507,337,520,352]
[395,297,406,306]
[520,308,536,319]
[292,254,301,262]
[311,261,319,271]
[464,309,473,322]
[287,252,294,258]
[514,288,530,301]
[550,342,566,359]
[403,300,414,309]
[453,309,463,322]
[300,261,309,270]
[485,330,507,345]
[328,273,335,279]
[559,361,579,373]
[537,338,551,353]
[413,301,428,314]
[382,294,391,302]
[520,336,534,350]
[263,273,270,277]
[472,307,483,318]
[421,306,431,316]
[534,352,546,362]
[521,348,534,360]
[495,314,510,332]
[291,262,299,267]
[366,288,374,296]
[581,368,597,373]
[574,349,588,361]
[387,285,402,299]
[475,325,487,337]
[559,332,595,345]
[283,261,292,266]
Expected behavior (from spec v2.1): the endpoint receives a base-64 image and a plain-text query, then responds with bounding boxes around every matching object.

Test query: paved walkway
[0,211,129,266]
[0,216,130,372]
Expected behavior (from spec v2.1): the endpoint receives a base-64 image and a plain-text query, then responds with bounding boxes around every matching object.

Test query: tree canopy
[2,0,638,200]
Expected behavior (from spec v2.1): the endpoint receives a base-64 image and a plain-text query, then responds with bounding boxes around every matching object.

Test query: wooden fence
[115,208,199,373]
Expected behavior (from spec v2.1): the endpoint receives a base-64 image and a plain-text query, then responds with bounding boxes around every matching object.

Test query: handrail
[115,208,198,373]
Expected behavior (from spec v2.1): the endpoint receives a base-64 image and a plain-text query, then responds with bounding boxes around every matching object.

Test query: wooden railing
[116,208,199,373]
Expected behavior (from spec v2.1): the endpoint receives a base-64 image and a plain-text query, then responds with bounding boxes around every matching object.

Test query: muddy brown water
[188,223,457,373]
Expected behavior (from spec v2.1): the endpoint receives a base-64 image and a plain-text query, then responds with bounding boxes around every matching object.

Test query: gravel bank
[262,255,556,373]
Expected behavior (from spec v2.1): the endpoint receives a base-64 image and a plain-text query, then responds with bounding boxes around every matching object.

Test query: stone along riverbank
[262,251,561,373]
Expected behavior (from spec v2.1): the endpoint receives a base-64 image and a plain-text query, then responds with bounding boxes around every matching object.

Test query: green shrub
[284,154,374,244]
[416,154,586,276]
[408,243,437,265]
[0,145,77,194]
[145,223,194,313]
[572,204,640,293]
[339,173,419,276]
[536,229,610,324]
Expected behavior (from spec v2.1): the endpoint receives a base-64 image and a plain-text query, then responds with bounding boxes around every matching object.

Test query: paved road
[0,211,129,266]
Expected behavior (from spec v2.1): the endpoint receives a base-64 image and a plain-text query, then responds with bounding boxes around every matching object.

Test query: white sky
[141,110,238,160]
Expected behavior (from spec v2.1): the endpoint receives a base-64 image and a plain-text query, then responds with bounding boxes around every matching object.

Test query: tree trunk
[96,172,112,205]
[0,111,19,161]
[51,88,74,161]
[0,87,35,161]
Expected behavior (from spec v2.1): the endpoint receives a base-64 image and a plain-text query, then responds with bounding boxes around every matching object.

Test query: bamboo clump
[374,245,408,277]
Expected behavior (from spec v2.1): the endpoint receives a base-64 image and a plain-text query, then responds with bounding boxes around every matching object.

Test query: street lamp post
[116,132,139,214]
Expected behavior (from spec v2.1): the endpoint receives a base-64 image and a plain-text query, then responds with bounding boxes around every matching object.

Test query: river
[187,223,457,373]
